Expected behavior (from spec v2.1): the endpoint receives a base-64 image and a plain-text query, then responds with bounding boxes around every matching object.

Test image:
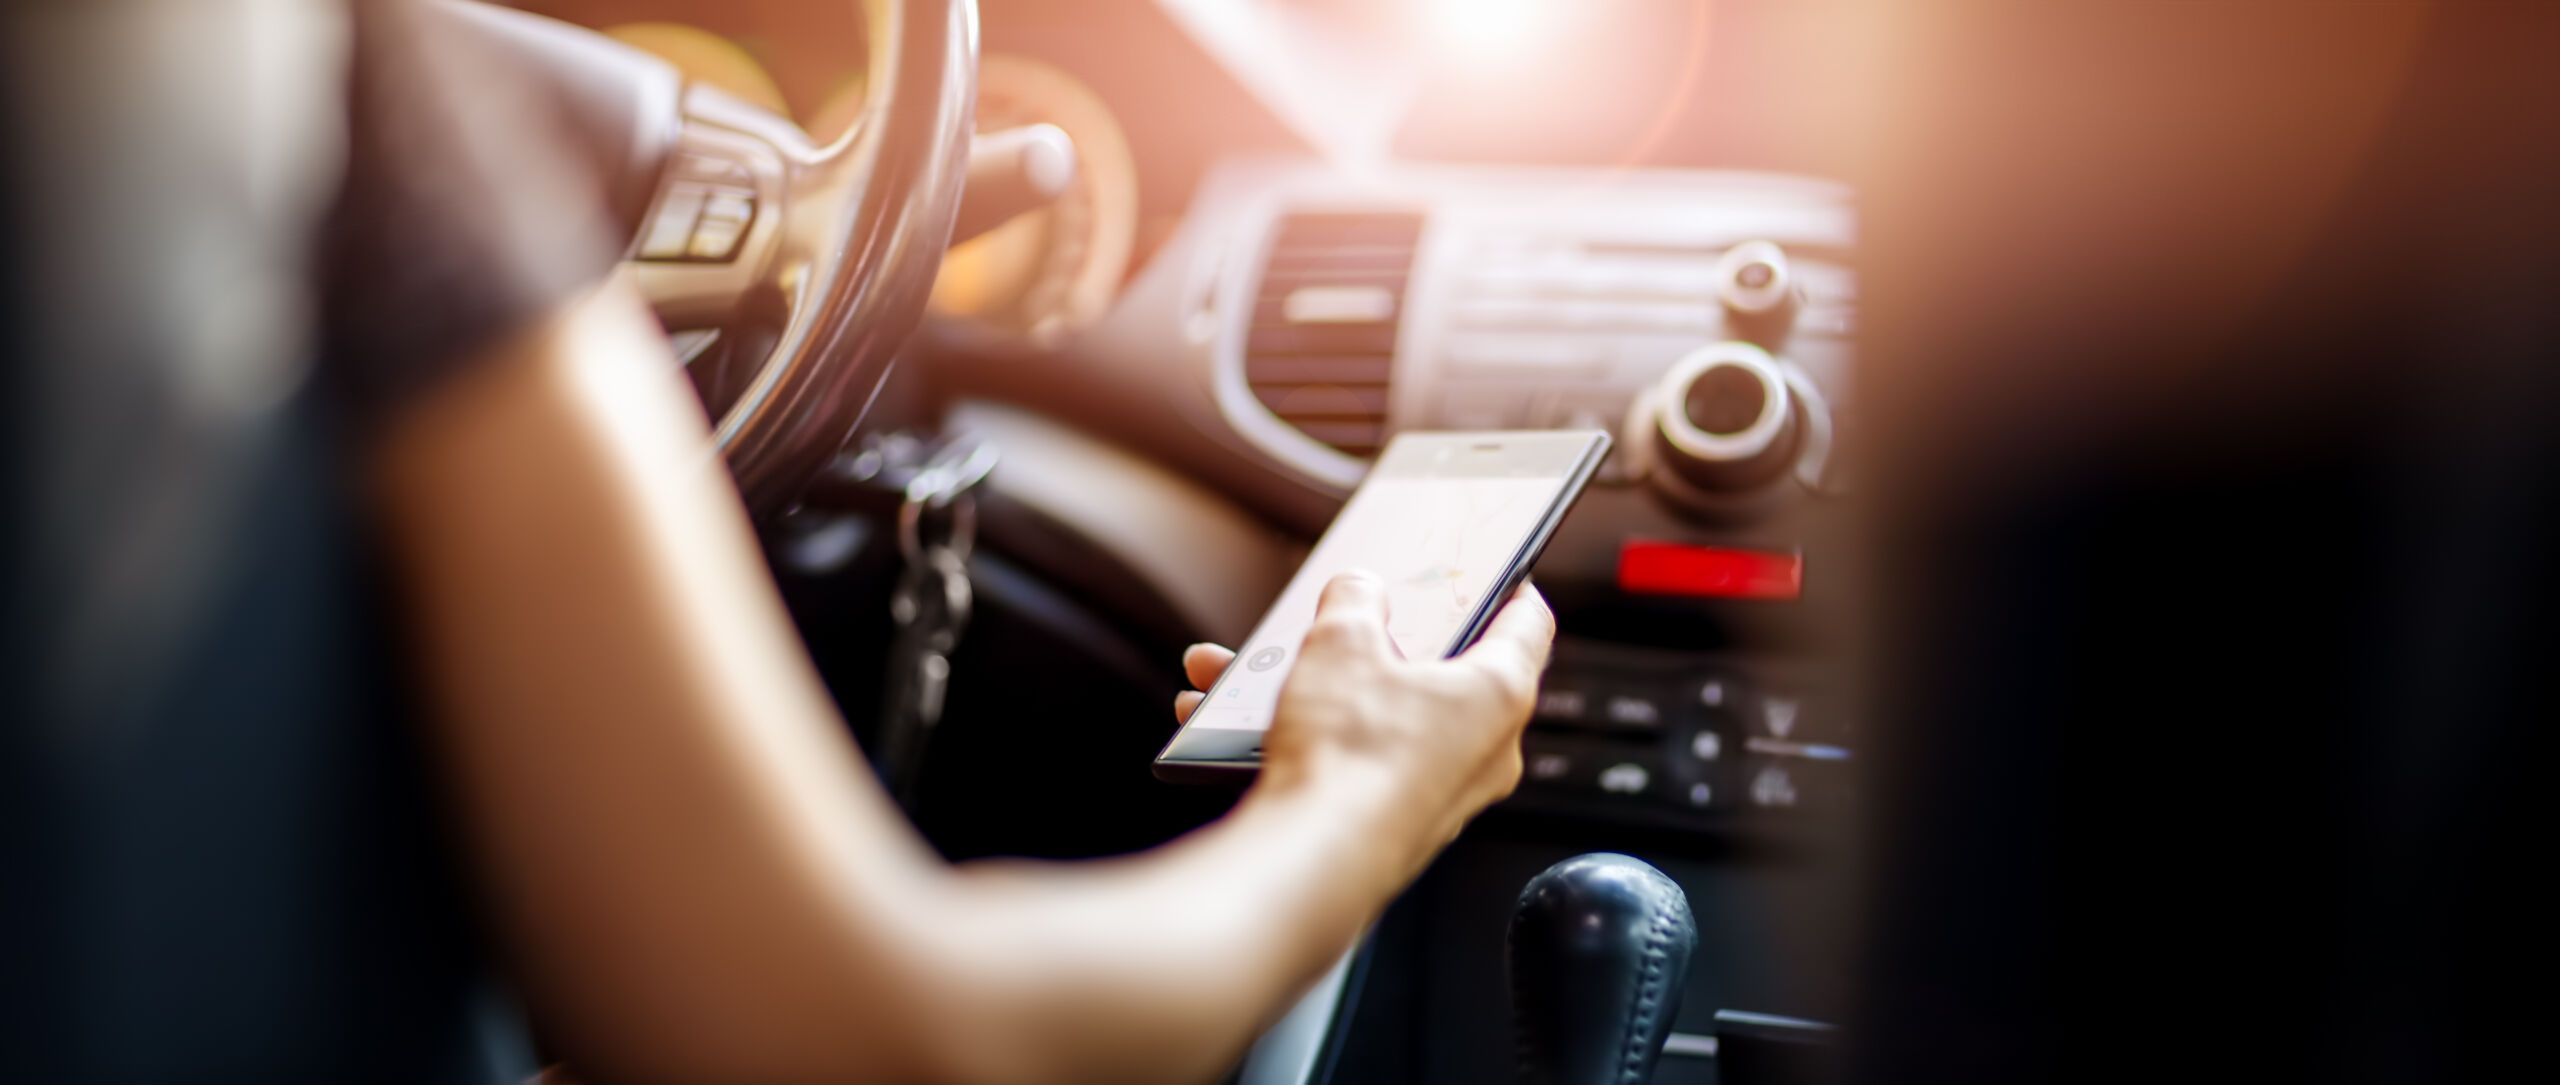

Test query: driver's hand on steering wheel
[1175,571,1555,884]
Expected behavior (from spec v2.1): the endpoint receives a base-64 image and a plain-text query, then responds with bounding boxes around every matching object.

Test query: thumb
[1303,569,1396,660]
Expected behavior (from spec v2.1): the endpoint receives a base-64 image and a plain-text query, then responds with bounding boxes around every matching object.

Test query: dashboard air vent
[1244,211,1424,458]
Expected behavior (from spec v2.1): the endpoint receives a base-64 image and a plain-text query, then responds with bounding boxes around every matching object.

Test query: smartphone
[1153,429,1611,783]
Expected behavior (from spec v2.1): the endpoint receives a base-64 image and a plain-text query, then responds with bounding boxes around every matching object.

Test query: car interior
[453,2,1870,1078]
[16,0,2553,1082]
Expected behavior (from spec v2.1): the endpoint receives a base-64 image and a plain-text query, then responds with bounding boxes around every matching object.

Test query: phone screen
[1157,430,1607,774]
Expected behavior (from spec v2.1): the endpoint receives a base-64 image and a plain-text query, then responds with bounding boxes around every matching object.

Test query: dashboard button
[1740,754,1849,811]
[1519,733,1589,786]
[1666,723,1731,811]
[1533,686,1587,722]
[1713,240,1804,350]
[1617,542,1804,601]
[1603,694,1663,729]
[1760,693,1802,738]
[1745,759,1803,808]
[1746,686,1848,743]
[1688,730,1723,762]
[1521,733,1664,800]
[1596,761,1651,795]
[1697,675,1734,709]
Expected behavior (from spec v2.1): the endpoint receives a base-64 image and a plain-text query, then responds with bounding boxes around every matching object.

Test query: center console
[1148,158,1863,1084]
[926,151,1861,1084]
[1175,158,1860,834]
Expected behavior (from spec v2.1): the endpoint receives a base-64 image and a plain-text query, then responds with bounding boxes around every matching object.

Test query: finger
[1174,689,1206,722]
[1302,569,1392,659]
[1459,581,1556,694]
[1183,643,1236,691]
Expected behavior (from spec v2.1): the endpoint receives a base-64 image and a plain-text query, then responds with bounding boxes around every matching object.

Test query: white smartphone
[1153,429,1611,783]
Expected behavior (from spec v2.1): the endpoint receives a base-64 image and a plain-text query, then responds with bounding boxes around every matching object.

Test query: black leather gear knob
[1508,853,1697,1085]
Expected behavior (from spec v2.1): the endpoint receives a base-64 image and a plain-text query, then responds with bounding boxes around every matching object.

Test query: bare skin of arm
[371,276,1554,1085]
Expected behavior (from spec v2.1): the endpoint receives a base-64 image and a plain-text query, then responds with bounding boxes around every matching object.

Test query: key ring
[897,438,999,564]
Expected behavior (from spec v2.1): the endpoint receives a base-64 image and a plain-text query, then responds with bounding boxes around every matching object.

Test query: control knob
[1713,239,1803,350]
[1648,341,1800,494]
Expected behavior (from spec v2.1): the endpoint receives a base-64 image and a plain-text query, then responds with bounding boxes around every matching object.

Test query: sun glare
[1424,0,1564,63]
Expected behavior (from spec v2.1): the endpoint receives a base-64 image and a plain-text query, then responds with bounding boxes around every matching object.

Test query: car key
[874,435,998,809]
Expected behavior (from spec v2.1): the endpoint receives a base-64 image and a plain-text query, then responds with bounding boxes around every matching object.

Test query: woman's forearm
[381,280,1514,1084]
[906,774,1417,1084]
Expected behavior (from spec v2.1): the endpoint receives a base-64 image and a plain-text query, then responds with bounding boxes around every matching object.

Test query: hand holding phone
[1155,430,1608,782]
[1177,570,1562,880]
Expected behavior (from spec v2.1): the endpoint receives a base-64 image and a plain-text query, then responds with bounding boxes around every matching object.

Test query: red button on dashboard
[1616,541,1802,601]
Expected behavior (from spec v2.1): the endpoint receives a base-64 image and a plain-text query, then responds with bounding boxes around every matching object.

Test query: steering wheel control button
[686,187,756,259]
[687,219,744,259]
[638,184,708,259]
[1245,646,1287,672]
[639,181,758,263]
[701,190,754,225]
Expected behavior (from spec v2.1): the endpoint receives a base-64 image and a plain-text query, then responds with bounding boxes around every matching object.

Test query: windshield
[1155,0,1864,175]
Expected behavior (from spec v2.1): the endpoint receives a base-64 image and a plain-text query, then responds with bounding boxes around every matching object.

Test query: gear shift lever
[1508,853,1697,1085]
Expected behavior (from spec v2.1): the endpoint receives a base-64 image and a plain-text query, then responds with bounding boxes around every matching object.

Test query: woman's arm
[371,277,1549,1084]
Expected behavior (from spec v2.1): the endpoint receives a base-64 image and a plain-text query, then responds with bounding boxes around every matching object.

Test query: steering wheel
[583,1,978,512]
[445,0,973,508]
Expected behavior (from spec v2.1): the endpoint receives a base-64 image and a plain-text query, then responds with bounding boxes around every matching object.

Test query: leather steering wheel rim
[706,0,977,512]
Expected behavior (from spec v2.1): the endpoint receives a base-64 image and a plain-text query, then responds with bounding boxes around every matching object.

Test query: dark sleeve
[318,0,624,424]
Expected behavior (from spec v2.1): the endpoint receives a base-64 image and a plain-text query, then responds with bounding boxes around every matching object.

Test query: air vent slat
[1257,268,1414,289]
[1246,324,1401,356]
[1253,379,1388,411]
[1244,210,1423,460]
[1263,251,1419,275]
[1237,356,1395,385]
[1270,214,1424,248]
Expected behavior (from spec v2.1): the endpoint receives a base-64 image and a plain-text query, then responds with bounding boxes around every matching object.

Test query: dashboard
[951,155,1861,836]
